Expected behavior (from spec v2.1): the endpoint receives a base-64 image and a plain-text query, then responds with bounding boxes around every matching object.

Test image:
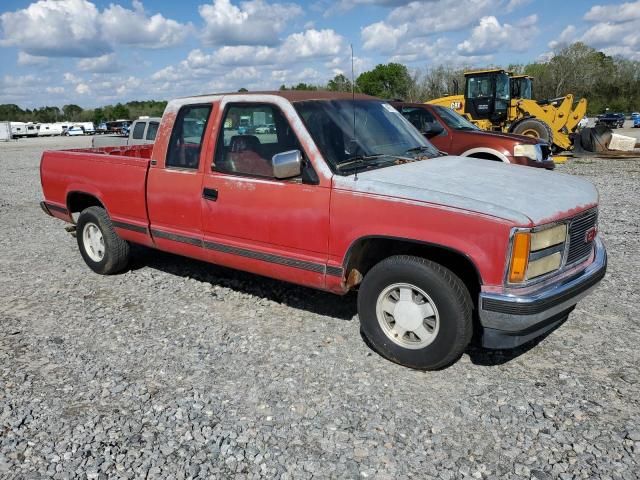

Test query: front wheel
[358,256,473,370]
[510,118,553,144]
[76,206,130,274]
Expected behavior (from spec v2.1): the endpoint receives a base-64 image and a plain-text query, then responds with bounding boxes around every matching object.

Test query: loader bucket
[572,125,613,154]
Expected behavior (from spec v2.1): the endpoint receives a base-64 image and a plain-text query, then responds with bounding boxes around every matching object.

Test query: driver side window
[215,103,302,178]
[400,107,446,136]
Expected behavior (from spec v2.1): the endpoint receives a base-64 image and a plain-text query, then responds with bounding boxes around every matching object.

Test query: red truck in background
[392,102,555,169]
[40,92,606,370]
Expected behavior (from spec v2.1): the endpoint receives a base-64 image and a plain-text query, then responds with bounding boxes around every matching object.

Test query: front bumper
[478,237,607,349]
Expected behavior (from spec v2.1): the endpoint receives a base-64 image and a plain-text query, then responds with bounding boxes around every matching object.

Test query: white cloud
[0,0,106,57]
[100,0,189,49]
[199,0,303,46]
[0,0,188,58]
[361,22,408,52]
[75,83,91,95]
[359,0,501,55]
[148,28,346,96]
[77,54,122,73]
[17,52,49,66]
[281,29,343,58]
[577,1,640,60]
[584,1,640,22]
[457,14,539,56]
[548,25,577,50]
[506,0,531,12]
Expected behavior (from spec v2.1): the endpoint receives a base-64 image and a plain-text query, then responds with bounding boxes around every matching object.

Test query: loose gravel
[1,136,639,479]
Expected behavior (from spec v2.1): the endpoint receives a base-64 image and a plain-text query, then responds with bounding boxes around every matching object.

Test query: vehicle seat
[228,135,272,177]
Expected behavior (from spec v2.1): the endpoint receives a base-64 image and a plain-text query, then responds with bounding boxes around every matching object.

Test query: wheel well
[344,237,482,303]
[468,152,501,162]
[67,192,104,216]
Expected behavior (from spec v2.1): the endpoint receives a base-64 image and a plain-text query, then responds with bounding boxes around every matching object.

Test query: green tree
[327,74,352,92]
[92,108,105,125]
[238,87,248,92]
[356,63,413,99]
[62,104,83,121]
[111,103,130,120]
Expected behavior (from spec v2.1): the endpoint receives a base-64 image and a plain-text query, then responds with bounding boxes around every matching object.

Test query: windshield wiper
[405,145,433,155]
[335,154,384,169]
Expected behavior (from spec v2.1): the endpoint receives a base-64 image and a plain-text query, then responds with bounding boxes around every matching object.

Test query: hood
[333,156,598,225]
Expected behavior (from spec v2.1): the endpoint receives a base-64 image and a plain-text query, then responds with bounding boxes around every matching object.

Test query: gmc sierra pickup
[40,91,607,370]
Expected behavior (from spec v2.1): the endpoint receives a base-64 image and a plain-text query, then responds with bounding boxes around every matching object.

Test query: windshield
[294,100,439,174]
[434,106,479,130]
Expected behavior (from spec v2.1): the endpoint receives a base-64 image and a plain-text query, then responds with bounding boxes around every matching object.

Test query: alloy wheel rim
[83,222,105,262]
[375,282,440,349]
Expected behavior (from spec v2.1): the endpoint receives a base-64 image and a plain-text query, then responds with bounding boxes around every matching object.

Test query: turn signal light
[509,232,531,283]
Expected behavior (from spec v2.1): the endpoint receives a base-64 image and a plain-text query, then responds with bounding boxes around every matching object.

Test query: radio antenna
[350,44,358,181]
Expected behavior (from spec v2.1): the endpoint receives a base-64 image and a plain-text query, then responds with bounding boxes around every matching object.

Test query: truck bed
[40,144,153,241]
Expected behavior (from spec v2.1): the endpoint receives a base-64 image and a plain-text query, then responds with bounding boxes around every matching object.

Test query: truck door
[146,103,214,262]
[200,100,331,289]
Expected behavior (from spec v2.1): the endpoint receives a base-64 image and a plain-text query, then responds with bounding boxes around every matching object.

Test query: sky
[0,0,637,108]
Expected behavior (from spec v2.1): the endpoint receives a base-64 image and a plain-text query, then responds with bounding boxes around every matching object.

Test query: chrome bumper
[478,236,607,348]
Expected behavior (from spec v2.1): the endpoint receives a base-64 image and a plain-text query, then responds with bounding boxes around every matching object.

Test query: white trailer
[10,122,28,138]
[38,123,64,136]
[25,123,39,137]
[0,122,11,141]
[77,122,95,135]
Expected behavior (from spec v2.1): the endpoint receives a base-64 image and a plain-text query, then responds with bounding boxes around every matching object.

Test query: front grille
[566,209,597,265]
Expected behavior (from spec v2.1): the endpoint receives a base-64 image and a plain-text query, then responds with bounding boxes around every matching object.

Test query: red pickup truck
[40,92,606,370]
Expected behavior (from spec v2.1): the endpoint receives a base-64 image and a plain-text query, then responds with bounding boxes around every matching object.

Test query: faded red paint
[40,92,598,297]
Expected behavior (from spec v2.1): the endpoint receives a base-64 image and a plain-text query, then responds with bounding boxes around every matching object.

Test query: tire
[76,206,130,274]
[358,255,473,370]
[510,118,553,144]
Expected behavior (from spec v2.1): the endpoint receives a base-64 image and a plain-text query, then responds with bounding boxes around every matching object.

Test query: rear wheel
[358,255,473,370]
[76,206,130,274]
[511,118,553,144]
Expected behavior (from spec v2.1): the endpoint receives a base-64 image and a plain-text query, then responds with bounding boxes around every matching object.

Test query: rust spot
[345,268,363,289]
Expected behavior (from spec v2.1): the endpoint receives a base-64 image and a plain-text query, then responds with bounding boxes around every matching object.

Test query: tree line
[0,100,167,124]
[1,42,638,122]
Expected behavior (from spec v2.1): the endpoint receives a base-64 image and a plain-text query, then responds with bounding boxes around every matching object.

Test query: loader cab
[464,70,511,123]
[511,75,533,100]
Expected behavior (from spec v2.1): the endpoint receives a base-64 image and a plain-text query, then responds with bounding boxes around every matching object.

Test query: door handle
[203,188,218,201]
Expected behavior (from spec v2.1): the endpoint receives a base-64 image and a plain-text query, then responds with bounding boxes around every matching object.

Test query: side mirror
[422,123,445,137]
[272,149,302,179]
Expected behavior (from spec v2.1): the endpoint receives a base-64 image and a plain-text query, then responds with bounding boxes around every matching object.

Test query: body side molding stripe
[150,227,342,277]
[45,202,69,214]
[112,220,148,234]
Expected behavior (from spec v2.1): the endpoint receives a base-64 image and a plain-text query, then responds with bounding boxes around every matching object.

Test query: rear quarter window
[132,122,146,140]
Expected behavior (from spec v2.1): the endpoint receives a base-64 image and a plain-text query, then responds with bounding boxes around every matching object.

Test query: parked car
[64,126,84,136]
[634,116,640,128]
[254,124,271,134]
[40,91,606,370]
[596,113,625,128]
[392,102,554,169]
[92,117,160,148]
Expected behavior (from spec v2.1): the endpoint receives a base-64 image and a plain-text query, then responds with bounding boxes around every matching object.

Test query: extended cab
[392,102,554,169]
[92,117,161,148]
[40,92,607,370]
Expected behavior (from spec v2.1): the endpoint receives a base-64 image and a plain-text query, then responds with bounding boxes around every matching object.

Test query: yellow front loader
[427,69,587,152]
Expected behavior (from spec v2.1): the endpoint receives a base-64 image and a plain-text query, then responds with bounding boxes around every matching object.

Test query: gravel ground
[1,136,639,479]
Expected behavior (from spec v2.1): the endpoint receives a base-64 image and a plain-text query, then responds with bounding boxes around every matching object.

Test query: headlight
[513,144,542,162]
[508,224,568,283]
